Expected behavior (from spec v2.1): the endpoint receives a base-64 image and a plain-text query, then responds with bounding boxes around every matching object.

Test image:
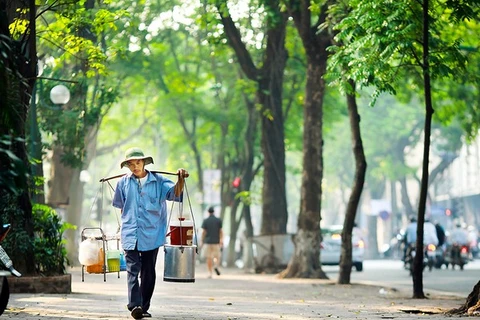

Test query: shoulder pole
[99,170,178,182]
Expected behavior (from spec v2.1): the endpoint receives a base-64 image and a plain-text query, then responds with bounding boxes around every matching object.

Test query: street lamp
[49,84,71,105]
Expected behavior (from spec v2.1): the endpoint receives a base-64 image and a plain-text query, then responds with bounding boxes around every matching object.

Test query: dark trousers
[124,247,159,312]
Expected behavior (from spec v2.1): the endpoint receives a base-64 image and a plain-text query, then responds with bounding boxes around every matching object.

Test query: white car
[320,225,365,271]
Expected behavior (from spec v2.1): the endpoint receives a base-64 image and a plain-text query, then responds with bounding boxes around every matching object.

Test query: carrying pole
[99,170,178,182]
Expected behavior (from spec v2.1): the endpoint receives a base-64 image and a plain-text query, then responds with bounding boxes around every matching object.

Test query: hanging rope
[165,180,198,252]
[99,170,197,247]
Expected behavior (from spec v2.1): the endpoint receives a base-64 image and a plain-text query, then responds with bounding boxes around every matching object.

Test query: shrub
[32,204,76,275]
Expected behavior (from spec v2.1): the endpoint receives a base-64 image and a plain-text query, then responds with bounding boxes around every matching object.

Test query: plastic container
[86,248,104,273]
[106,250,121,272]
[119,252,127,271]
[169,219,194,246]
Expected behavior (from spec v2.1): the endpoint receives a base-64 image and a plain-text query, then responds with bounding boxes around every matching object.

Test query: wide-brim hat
[120,147,154,169]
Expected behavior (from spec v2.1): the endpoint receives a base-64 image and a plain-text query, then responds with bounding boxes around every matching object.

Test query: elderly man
[113,147,189,319]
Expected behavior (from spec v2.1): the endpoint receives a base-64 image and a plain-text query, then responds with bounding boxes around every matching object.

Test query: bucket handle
[166,182,199,254]
[165,227,179,238]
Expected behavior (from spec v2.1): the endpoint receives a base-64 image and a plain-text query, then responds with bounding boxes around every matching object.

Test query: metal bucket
[163,244,196,283]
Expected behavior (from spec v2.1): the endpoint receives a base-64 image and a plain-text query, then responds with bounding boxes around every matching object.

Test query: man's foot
[214,267,221,276]
[131,306,143,319]
[142,311,152,318]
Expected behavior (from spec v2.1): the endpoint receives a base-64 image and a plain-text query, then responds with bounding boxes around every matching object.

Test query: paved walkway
[4,261,466,319]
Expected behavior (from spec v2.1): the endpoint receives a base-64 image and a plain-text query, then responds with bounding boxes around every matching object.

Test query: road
[322,258,480,296]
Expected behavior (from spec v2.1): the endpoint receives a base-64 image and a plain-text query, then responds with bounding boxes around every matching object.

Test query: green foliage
[1,198,75,276]
[32,204,76,276]
[0,135,29,195]
[327,0,473,105]
[1,193,33,271]
[235,190,252,206]
[432,18,480,141]
[30,0,127,168]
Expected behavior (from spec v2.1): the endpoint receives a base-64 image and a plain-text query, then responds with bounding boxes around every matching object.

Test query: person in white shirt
[423,219,439,246]
[449,223,469,245]
[404,217,417,245]
[403,217,438,259]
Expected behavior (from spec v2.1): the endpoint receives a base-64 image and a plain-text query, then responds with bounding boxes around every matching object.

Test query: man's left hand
[177,168,189,179]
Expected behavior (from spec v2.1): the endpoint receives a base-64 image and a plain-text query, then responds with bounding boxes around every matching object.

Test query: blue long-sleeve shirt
[112,171,181,251]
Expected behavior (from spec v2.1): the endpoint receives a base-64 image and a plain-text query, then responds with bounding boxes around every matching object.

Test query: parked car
[320,225,365,271]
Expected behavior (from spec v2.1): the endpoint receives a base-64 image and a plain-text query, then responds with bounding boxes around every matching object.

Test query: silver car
[320,225,365,271]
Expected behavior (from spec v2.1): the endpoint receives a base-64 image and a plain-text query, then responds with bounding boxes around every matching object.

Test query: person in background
[201,206,223,278]
[467,225,479,258]
[403,216,417,262]
[434,221,447,261]
[112,147,189,319]
[449,222,469,245]
[423,218,439,246]
[434,221,446,247]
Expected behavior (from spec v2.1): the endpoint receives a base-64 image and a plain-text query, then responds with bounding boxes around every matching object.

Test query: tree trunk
[64,168,84,265]
[47,146,74,207]
[338,80,367,284]
[412,0,433,299]
[280,1,331,279]
[400,176,416,219]
[47,121,100,266]
[447,280,480,315]
[240,98,258,270]
[258,72,288,234]
[0,0,37,275]
[177,111,204,194]
[280,229,325,278]
[216,1,289,236]
[28,83,46,204]
[226,199,241,267]
[242,205,255,270]
[226,97,259,269]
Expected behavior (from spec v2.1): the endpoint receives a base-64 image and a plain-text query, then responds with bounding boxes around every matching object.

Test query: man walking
[201,206,223,278]
[112,147,189,319]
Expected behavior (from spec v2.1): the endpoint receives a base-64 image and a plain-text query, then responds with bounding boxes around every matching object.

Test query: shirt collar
[126,170,152,181]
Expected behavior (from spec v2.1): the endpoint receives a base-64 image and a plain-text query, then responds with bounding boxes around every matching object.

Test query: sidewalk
[4,261,465,319]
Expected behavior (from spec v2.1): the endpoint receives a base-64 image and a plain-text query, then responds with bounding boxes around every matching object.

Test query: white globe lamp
[50,84,71,105]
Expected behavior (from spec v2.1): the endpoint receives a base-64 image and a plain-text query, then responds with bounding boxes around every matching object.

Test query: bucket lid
[164,244,197,248]
[170,220,193,227]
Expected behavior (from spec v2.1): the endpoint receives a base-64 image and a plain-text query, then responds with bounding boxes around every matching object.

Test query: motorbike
[381,231,405,259]
[447,243,469,270]
[425,243,447,270]
[433,244,447,269]
[404,243,428,275]
[425,243,437,271]
[0,224,22,316]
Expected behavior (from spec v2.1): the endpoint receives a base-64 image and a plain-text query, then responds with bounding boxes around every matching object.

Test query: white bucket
[163,244,196,283]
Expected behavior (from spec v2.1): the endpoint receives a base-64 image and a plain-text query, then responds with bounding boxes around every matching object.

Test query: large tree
[34,0,126,263]
[0,0,37,274]
[331,0,478,298]
[337,80,367,284]
[279,0,333,279]
[211,0,289,235]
